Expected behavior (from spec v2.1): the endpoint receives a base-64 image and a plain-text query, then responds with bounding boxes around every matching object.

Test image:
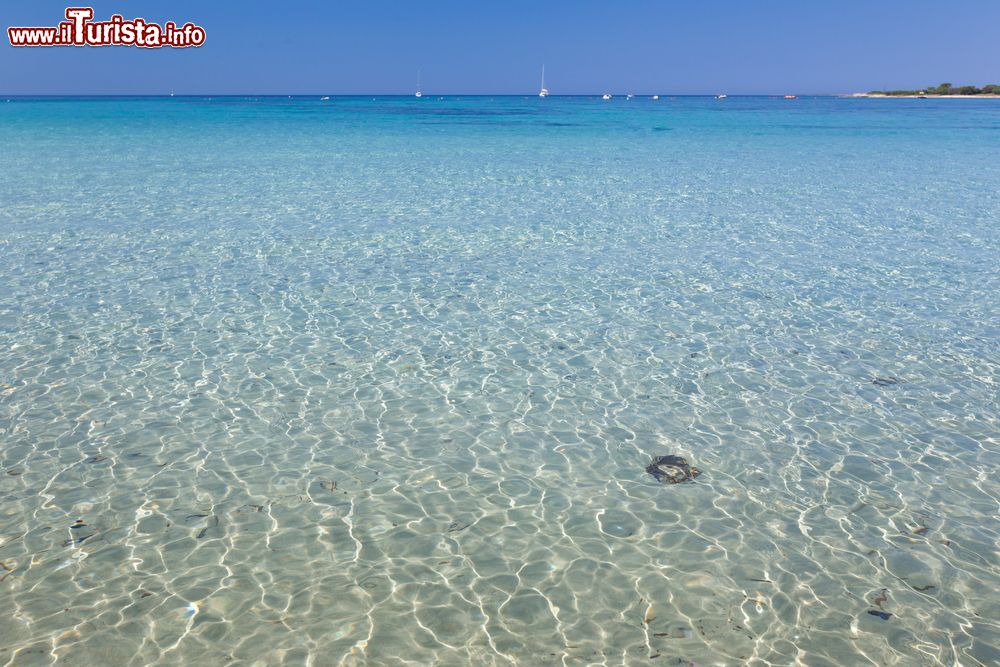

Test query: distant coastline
[852,82,1000,98]
[850,93,1000,98]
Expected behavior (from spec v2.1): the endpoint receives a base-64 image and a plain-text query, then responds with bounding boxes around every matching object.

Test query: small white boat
[602,93,612,100]
[716,94,728,99]
[539,65,549,97]
[415,70,422,98]
[320,96,330,101]
[626,93,634,100]
[652,95,659,100]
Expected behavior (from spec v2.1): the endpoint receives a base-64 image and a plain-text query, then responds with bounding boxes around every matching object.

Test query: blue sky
[2,0,998,95]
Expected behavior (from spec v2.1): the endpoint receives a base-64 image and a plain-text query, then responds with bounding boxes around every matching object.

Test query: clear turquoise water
[1,96,999,666]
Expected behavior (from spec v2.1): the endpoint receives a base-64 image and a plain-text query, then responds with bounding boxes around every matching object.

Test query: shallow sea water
[1,96,999,666]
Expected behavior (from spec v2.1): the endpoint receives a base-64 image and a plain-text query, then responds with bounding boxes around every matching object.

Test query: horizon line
[1,93,853,98]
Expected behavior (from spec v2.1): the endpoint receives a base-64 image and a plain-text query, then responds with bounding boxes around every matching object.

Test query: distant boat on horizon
[602,93,612,100]
[652,95,659,100]
[784,95,797,99]
[539,65,549,97]
[415,70,423,98]
[716,94,728,99]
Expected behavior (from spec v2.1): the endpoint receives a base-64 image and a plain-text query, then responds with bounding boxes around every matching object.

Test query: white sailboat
[539,65,549,97]
[602,93,612,100]
[415,70,423,98]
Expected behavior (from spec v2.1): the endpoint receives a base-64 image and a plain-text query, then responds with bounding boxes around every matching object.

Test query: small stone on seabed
[645,455,701,484]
